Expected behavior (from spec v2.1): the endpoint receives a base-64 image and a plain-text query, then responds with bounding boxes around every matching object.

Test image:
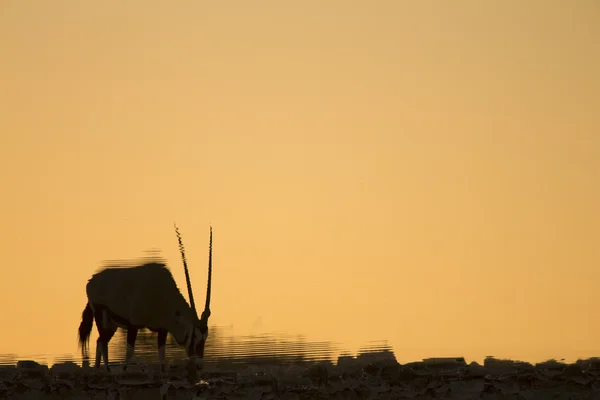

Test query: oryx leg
[94,309,117,371]
[95,342,102,368]
[157,329,167,373]
[123,327,138,371]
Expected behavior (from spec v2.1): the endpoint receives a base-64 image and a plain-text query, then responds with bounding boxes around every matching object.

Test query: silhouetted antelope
[78,225,213,372]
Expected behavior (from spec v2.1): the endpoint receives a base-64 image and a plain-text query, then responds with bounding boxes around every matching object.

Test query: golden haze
[0,1,599,364]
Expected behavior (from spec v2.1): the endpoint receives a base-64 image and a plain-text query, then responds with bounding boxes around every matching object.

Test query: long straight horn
[174,223,198,318]
[204,226,212,314]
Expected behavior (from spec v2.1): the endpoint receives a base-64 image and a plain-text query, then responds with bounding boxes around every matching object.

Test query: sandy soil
[2,353,600,399]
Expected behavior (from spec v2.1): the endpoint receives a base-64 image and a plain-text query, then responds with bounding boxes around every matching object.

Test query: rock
[422,357,467,368]
[535,359,567,377]
[51,361,81,378]
[390,367,422,383]
[356,349,397,364]
[484,357,533,375]
[466,361,486,377]
[559,363,585,377]
[577,357,600,372]
[0,365,17,381]
[117,370,154,386]
[422,357,467,376]
[336,355,357,369]
[16,360,43,369]
[16,360,48,379]
[302,362,329,385]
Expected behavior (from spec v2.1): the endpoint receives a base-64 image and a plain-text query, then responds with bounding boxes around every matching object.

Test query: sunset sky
[1,1,599,365]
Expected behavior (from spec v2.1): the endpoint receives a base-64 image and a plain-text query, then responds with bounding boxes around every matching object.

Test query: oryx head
[175,224,212,359]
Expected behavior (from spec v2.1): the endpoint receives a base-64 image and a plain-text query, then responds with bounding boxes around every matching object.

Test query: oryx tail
[78,303,94,358]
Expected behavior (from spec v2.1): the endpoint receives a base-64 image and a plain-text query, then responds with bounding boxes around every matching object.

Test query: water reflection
[0,326,393,367]
[107,325,391,366]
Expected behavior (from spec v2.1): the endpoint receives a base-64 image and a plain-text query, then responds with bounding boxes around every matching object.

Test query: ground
[2,353,600,399]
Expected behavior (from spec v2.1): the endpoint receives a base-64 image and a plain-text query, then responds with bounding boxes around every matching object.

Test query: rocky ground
[2,353,600,399]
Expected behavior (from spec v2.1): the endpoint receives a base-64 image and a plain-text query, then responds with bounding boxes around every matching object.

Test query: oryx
[77,225,213,372]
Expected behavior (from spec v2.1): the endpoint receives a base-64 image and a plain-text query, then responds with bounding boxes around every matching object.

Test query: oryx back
[86,262,194,343]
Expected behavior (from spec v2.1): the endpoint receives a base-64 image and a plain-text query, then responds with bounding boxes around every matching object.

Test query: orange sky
[1,1,599,365]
